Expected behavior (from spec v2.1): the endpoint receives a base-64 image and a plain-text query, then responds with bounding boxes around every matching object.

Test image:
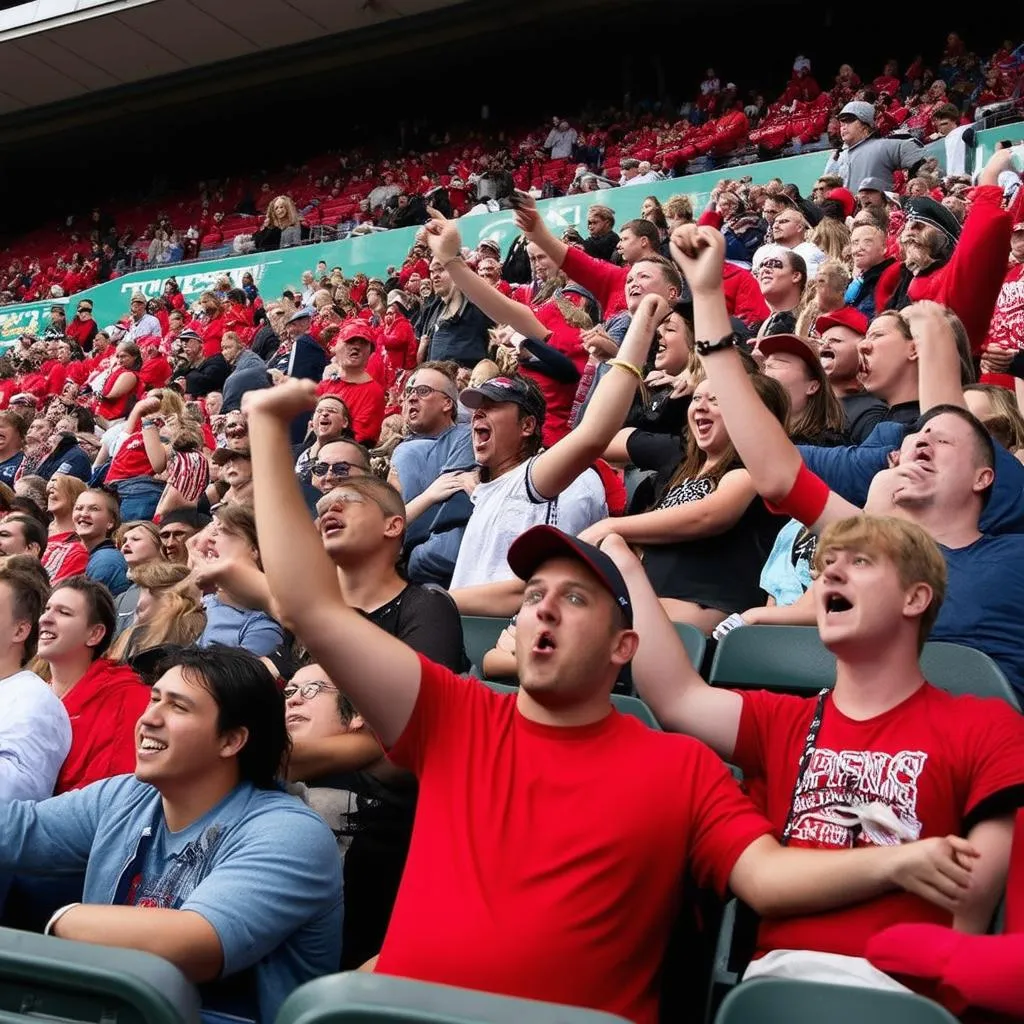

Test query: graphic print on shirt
[790,748,928,847]
[657,476,714,509]
[126,824,225,907]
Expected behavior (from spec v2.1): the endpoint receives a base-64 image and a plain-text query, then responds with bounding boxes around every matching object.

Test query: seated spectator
[112,521,167,637]
[753,247,808,336]
[964,384,1024,463]
[42,474,88,583]
[285,662,416,970]
[108,562,205,667]
[72,487,130,596]
[389,362,473,588]
[157,508,211,564]
[317,322,387,445]
[270,310,329,446]
[815,307,887,443]
[220,331,271,413]
[0,646,341,1024]
[0,514,47,560]
[0,556,71,801]
[315,477,465,670]
[176,329,229,399]
[755,208,827,282]
[582,205,619,263]
[246,383,983,1022]
[95,343,143,426]
[294,395,353,484]
[0,411,25,487]
[34,575,148,792]
[193,504,284,658]
[208,447,254,506]
[847,221,898,320]
[309,437,371,495]
[419,257,494,368]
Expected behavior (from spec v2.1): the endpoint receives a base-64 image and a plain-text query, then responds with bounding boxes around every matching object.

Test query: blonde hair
[267,195,301,229]
[813,516,947,650]
[965,384,1024,452]
[108,562,205,662]
[810,217,852,264]
[664,194,694,222]
[48,474,86,517]
[114,520,166,559]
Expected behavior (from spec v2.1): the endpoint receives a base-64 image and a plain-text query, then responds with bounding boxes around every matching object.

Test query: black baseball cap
[460,375,545,421]
[507,525,633,627]
[902,196,962,247]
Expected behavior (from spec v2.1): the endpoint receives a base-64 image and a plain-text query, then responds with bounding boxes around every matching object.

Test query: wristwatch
[694,332,741,357]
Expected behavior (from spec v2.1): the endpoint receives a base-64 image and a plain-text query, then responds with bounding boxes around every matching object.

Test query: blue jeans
[112,477,164,522]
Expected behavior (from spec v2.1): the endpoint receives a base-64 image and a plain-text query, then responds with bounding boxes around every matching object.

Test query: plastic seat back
[715,978,958,1024]
[674,622,707,672]
[709,626,835,694]
[460,616,507,678]
[276,972,633,1024]
[919,641,1020,710]
[0,927,200,1024]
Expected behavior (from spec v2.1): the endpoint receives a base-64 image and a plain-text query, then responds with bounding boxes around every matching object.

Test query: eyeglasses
[404,383,447,399]
[225,423,247,437]
[283,681,337,701]
[312,460,357,478]
[758,258,785,271]
[316,492,368,516]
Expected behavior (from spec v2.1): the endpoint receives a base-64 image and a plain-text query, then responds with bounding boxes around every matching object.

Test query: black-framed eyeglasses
[404,384,445,399]
[312,460,356,478]
[225,424,248,437]
[283,681,337,700]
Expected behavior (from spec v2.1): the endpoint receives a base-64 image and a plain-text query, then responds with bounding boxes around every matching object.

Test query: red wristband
[765,462,830,525]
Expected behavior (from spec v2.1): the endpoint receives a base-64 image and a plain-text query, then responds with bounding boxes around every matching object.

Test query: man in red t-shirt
[628,225,1024,989]
[316,321,386,446]
[245,379,978,1024]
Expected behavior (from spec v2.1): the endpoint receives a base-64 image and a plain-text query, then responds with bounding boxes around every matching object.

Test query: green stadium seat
[0,926,200,1024]
[714,978,959,1024]
[460,616,507,678]
[674,622,708,673]
[481,679,661,729]
[709,626,1020,708]
[275,972,633,1023]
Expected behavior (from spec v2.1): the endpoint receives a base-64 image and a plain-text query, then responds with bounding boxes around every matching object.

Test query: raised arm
[244,381,421,747]
[602,535,742,758]
[673,224,859,531]
[904,301,968,411]
[423,213,550,341]
[529,294,667,500]
[128,395,170,474]
[511,194,569,269]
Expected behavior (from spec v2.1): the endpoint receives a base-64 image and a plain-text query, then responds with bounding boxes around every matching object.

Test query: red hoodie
[56,657,149,793]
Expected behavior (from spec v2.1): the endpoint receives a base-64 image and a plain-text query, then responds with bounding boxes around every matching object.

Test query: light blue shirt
[199,595,284,657]
[0,776,342,1023]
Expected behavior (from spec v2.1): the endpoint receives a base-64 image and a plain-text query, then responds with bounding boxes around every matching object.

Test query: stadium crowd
[1,32,1022,304]
[0,31,1021,1024]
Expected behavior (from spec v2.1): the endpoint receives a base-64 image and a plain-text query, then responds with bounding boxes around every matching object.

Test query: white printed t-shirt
[449,457,607,589]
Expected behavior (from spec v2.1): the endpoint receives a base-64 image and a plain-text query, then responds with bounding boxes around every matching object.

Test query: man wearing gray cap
[823,101,925,193]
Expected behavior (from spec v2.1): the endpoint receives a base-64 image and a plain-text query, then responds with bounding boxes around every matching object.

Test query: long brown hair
[662,373,790,494]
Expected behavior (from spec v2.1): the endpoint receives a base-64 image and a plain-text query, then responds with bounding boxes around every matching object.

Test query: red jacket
[561,245,628,320]
[722,262,770,328]
[380,314,419,371]
[881,185,1012,354]
[55,658,149,793]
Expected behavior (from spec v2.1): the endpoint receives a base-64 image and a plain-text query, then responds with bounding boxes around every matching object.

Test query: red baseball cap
[335,320,376,348]
[816,306,870,336]
[757,333,828,385]
[826,187,856,219]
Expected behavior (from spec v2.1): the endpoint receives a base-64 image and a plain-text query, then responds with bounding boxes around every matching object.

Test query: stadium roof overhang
[0,0,631,144]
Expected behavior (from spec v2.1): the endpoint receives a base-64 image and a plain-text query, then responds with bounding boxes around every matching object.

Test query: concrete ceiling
[0,0,466,115]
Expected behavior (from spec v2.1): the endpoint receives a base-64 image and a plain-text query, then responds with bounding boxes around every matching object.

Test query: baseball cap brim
[757,333,827,381]
[507,525,633,627]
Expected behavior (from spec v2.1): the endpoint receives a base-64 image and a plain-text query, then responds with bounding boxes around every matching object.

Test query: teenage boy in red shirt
[245,379,979,1024]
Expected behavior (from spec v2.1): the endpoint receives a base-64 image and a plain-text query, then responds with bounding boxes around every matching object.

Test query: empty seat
[461,615,507,678]
[276,971,633,1024]
[0,926,200,1024]
[715,978,958,1024]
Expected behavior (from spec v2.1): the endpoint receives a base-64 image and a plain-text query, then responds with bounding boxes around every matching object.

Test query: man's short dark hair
[159,508,212,531]
[6,514,46,555]
[0,555,50,663]
[52,575,116,660]
[932,103,960,123]
[159,645,289,790]
[619,219,661,251]
[915,404,995,473]
[634,253,684,295]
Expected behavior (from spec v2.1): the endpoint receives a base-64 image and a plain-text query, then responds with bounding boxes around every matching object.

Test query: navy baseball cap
[507,525,633,627]
[460,375,545,422]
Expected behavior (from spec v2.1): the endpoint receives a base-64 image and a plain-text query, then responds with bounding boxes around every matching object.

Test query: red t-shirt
[735,684,1024,959]
[42,531,89,583]
[378,656,771,1024]
[106,430,153,483]
[316,377,386,444]
[561,245,628,320]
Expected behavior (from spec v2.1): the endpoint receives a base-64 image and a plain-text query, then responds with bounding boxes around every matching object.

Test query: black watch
[695,332,740,357]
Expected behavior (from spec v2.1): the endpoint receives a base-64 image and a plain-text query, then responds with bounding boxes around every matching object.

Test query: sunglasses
[312,460,357,478]
[225,423,248,437]
[758,258,785,271]
[404,383,447,399]
[283,680,337,701]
